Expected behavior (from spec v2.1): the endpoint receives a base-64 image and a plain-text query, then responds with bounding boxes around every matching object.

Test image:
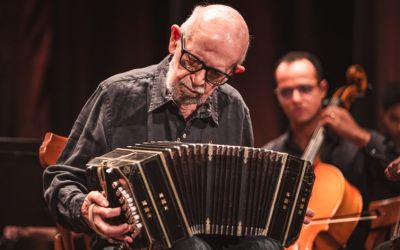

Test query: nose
[291,88,302,102]
[190,69,206,87]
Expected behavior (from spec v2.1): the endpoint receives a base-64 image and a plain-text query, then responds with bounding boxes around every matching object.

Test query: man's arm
[319,106,388,162]
[43,84,133,242]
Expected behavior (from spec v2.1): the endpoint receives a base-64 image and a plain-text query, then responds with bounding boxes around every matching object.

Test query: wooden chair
[39,132,90,250]
[365,196,400,250]
[39,132,68,168]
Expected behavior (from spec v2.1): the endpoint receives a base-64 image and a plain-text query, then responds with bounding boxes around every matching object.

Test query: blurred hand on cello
[319,106,371,147]
[385,156,400,181]
[303,208,315,225]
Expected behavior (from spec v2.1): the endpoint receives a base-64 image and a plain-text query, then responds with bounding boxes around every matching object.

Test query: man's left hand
[319,106,371,147]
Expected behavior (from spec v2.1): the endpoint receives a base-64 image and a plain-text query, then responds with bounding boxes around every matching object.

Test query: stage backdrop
[1,0,399,147]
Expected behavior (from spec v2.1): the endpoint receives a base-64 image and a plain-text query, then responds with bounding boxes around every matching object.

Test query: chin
[175,95,201,105]
[290,115,312,125]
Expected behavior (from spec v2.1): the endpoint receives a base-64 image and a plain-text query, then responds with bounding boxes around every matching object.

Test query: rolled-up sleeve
[43,84,111,233]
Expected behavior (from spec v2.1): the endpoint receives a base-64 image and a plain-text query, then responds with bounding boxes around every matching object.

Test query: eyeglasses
[179,34,233,86]
[275,84,317,99]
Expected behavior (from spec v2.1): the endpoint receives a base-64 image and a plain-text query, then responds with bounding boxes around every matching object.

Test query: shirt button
[182,133,187,139]
[370,148,376,155]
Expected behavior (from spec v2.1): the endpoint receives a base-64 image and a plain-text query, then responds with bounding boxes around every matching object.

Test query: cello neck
[301,98,341,163]
[301,126,325,162]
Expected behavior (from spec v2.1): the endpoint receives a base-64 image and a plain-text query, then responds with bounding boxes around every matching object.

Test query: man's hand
[385,156,400,181]
[81,191,133,243]
[319,106,371,147]
[303,208,315,224]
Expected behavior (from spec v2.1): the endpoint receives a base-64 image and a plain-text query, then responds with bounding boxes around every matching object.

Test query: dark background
[0,0,399,147]
[0,0,399,240]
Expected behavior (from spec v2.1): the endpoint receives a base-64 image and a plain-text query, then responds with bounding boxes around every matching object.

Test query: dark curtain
[1,0,399,147]
[0,0,52,137]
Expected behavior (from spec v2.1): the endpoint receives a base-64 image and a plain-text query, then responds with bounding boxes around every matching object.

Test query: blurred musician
[381,82,400,177]
[263,51,399,249]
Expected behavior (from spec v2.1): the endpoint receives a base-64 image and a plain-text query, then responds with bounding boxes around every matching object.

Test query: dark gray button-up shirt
[43,56,254,233]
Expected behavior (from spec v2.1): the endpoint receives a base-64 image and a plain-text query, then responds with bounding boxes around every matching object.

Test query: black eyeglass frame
[274,83,318,99]
[179,34,233,86]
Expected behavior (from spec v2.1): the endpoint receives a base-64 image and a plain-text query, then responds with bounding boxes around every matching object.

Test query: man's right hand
[303,208,315,224]
[385,156,400,181]
[81,191,134,243]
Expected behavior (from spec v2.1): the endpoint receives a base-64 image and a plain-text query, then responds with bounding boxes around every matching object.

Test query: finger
[112,234,134,243]
[318,116,334,128]
[392,157,400,166]
[87,191,109,207]
[96,206,122,219]
[385,166,400,181]
[306,208,315,218]
[303,217,311,225]
[321,106,339,116]
[118,178,129,187]
[95,217,131,237]
[385,168,392,180]
[303,208,314,224]
[392,167,400,181]
[320,108,336,122]
[92,205,131,237]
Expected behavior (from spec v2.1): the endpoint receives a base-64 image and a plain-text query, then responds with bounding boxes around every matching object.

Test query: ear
[319,79,329,98]
[234,65,246,74]
[168,25,181,54]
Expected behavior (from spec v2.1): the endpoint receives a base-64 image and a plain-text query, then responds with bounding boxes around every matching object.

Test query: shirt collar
[284,130,303,155]
[148,56,173,112]
[148,55,219,126]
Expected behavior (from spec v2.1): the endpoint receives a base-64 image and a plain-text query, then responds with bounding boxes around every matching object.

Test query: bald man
[43,4,282,250]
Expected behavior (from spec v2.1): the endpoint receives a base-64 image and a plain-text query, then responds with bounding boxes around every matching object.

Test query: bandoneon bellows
[86,142,314,249]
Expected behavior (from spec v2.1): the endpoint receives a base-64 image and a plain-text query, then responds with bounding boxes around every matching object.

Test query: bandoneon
[86,142,314,249]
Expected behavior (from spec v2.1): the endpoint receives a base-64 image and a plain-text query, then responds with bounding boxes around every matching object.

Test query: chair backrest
[365,196,400,250]
[39,132,90,250]
[39,132,68,167]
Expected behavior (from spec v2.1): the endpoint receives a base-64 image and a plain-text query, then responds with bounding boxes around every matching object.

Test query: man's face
[383,103,400,144]
[167,30,240,105]
[275,59,327,126]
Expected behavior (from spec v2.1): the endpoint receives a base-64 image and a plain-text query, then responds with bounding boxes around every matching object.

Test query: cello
[287,65,369,250]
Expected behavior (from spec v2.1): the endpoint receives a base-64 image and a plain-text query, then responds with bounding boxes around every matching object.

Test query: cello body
[314,174,362,249]
[287,162,362,250]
